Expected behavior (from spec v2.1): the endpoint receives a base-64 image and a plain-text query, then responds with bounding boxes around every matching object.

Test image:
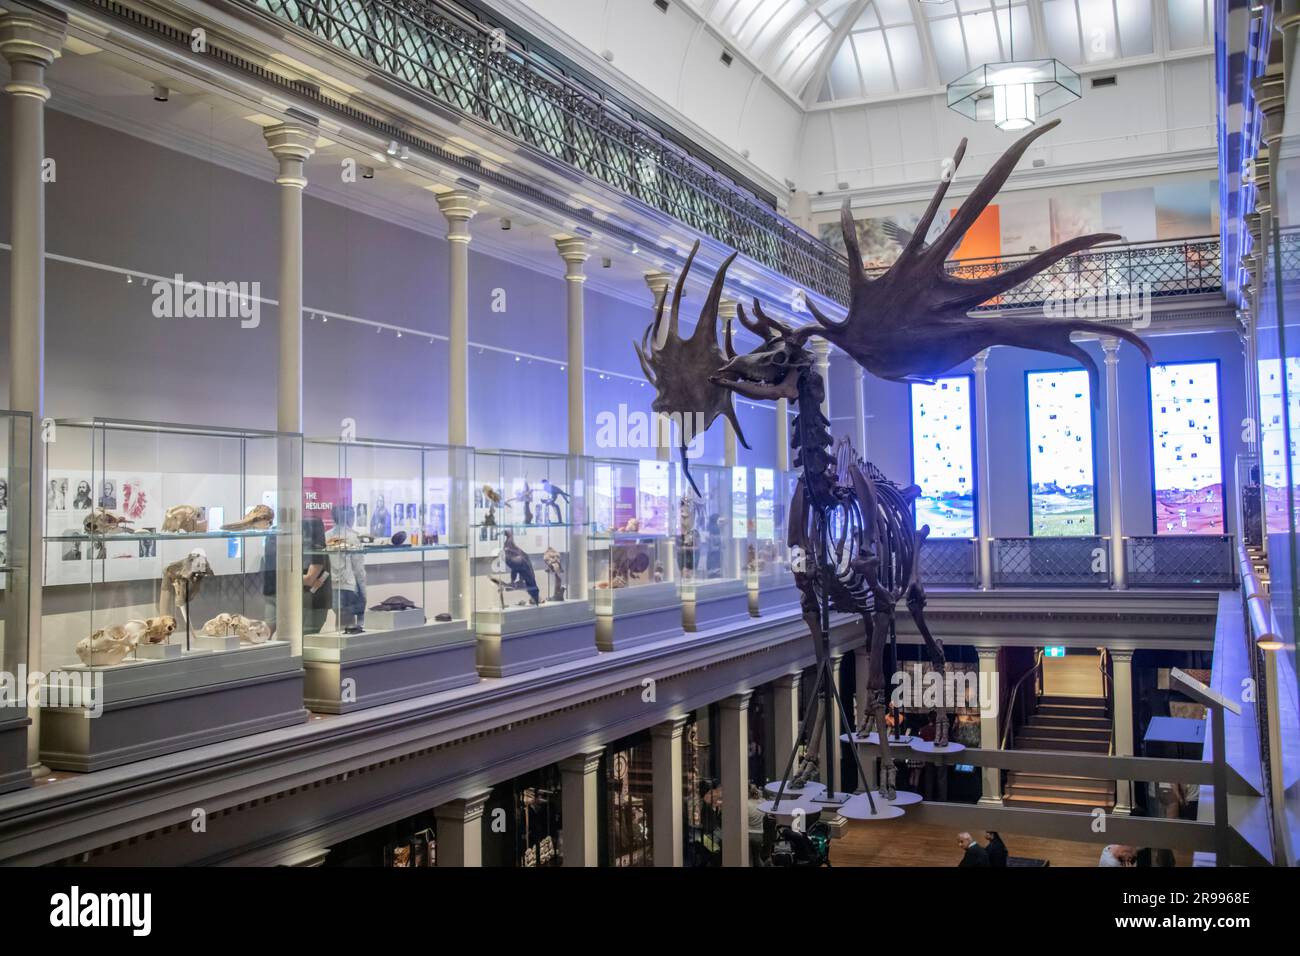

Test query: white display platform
[192,634,241,653]
[366,607,425,631]
[837,793,906,821]
[303,619,479,714]
[763,779,826,800]
[40,641,307,772]
[593,580,685,652]
[841,731,914,746]
[909,739,967,755]
[135,642,182,660]
[876,789,923,807]
[680,577,749,632]
[475,599,598,678]
[758,797,824,823]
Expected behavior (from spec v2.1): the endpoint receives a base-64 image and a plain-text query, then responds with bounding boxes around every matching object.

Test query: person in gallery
[985,831,1008,867]
[263,515,332,636]
[957,832,989,867]
[747,783,766,866]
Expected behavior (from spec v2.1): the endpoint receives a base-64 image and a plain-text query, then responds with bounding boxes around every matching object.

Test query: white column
[811,338,832,422]
[644,271,673,463]
[264,122,316,658]
[852,363,868,457]
[557,238,589,456]
[773,673,800,774]
[559,750,602,866]
[433,792,490,867]
[719,692,752,867]
[262,123,316,433]
[651,717,687,867]
[720,298,739,467]
[1,3,65,774]
[1111,649,1134,815]
[820,653,843,789]
[972,350,994,589]
[437,191,476,445]
[438,192,475,620]
[976,646,1003,806]
[1102,337,1127,589]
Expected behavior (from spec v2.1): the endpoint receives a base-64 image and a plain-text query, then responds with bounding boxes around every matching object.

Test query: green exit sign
[1044,646,1066,658]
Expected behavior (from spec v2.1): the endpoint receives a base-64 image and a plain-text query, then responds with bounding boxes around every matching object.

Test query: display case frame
[675,462,749,632]
[0,410,33,794]
[472,448,596,676]
[38,417,308,771]
[300,437,479,712]
[589,456,684,651]
[749,467,800,615]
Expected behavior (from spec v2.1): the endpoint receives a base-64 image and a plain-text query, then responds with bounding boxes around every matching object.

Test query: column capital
[773,672,801,691]
[1251,65,1287,149]
[718,297,739,320]
[559,750,603,776]
[643,270,672,301]
[1101,335,1122,362]
[1110,648,1134,665]
[432,790,492,824]
[262,122,317,188]
[810,337,832,360]
[972,348,991,373]
[437,190,478,240]
[0,3,67,100]
[555,236,589,280]
[721,690,753,712]
[651,715,690,741]
[975,645,1000,661]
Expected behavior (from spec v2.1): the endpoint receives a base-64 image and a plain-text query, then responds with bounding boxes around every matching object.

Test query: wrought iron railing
[869,236,1223,311]
[919,537,978,587]
[1126,535,1237,588]
[992,536,1111,587]
[243,0,851,303]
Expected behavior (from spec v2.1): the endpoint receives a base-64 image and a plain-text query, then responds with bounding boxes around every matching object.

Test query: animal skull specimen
[83,508,134,535]
[221,504,274,531]
[161,548,213,613]
[75,615,177,666]
[202,613,270,644]
[127,615,177,644]
[162,505,208,533]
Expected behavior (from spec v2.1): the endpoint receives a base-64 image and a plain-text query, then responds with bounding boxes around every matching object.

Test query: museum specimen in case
[300,438,478,712]
[673,461,749,631]
[589,456,683,651]
[38,419,308,770]
[471,448,596,676]
[748,467,800,615]
[0,410,32,794]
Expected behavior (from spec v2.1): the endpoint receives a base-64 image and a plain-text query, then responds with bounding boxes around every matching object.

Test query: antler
[804,119,1152,403]
[634,242,750,494]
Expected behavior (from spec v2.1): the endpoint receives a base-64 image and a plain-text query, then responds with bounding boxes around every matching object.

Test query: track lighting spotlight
[500,218,512,231]
[152,83,169,102]
[386,140,400,156]
[361,165,375,180]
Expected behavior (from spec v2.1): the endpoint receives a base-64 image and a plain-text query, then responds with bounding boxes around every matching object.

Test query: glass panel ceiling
[690,0,1204,105]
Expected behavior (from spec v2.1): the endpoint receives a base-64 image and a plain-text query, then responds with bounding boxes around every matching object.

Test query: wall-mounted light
[500,218,512,231]
[361,165,375,179]
[152,83,169,102]
[386,140,400,156]
[601,257,612,269]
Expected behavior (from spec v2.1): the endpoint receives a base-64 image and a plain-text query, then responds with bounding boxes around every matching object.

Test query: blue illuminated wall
[909,376,975,538]
[1148,361,1225,534]
[1026,369,1096,535]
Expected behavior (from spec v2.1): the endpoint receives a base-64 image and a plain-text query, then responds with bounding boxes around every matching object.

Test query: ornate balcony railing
[1126,535,1237,588]
[868,236,1224,311]
[992,536,1111,588]
[919,537,978,587]
[243,0,852,303]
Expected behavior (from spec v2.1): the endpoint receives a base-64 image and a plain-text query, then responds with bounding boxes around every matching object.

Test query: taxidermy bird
[501,530,539,605]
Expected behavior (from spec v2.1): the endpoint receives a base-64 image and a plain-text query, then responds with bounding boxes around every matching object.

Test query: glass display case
[675,462,749,632]
[300,438,478,712]
[472,449,596,676]
[0,410,32,794]
[589,457,683,651]
[39,419,308,771]
[749,468,800,615]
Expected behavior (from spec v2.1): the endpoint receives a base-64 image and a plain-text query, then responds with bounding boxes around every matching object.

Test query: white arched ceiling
[501,0,1215,206]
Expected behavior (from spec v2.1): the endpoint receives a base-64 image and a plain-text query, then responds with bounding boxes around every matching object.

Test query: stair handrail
[1000,649,1045,751]
[1099,648,1114,756]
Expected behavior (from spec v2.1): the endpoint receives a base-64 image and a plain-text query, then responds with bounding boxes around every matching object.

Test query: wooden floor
[834,818,1188,867]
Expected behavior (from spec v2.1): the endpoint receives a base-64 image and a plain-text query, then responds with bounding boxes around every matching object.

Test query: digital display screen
[910,376,975,538]
[1027,369,1096,535]
[1257,357,1300,535]
[1149,361,1224,534]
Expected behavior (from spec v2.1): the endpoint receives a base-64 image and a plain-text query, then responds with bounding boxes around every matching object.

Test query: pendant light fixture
[947,0,1081,131]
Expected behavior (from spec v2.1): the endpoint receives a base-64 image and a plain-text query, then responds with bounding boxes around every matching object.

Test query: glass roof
[688,0,1211,105]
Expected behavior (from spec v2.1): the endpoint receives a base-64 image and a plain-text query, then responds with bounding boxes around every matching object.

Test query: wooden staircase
[1004,695,1116,811]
